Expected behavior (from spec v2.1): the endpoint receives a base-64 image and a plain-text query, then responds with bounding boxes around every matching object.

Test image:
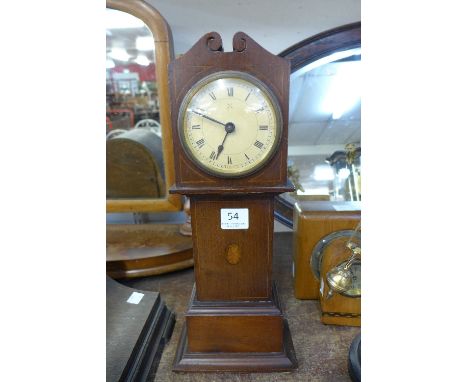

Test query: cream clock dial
[178,71,282,177]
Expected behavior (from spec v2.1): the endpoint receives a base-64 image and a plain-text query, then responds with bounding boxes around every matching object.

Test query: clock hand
[190,110,226,127]
[216,132,229,159]
[216,122,236,159]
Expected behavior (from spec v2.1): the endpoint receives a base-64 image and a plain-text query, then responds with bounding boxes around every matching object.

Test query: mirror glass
[283,48,361,206]
[106,8,165,200]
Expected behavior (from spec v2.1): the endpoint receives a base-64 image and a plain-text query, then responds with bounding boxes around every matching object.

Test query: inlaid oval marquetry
[226,244,241,265]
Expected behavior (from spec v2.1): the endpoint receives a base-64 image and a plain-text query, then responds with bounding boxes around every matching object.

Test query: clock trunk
[191,195,273,301]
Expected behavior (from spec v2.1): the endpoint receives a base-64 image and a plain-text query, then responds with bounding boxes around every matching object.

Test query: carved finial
[233,32,247,52]
[206,32,223,52]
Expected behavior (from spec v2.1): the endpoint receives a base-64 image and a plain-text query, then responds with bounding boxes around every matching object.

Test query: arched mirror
[106,0,182,213]
[275,23,361,227]
[106,0,191,280]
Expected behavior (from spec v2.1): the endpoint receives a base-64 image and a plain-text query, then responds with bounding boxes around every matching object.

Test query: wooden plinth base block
[173,284,297,372]
[173,320,297,372]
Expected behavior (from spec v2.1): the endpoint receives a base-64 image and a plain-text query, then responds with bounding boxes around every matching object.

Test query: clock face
[178,71,282,177]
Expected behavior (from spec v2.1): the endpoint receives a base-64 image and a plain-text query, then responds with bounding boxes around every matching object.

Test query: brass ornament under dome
[325,224,361,299]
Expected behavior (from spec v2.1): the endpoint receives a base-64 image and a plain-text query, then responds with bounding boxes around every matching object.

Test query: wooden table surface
[119,232,359,381]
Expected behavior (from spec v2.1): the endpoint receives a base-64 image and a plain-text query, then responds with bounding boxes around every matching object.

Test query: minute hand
[191,110,226,127]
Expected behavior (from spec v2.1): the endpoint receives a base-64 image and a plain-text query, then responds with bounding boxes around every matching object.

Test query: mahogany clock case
[169,32,297,372]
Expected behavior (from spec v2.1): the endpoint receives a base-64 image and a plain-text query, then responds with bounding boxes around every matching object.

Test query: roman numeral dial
[179,72,282,177]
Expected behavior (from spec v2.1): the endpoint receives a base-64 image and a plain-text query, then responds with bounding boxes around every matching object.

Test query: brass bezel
[177,70,283,178]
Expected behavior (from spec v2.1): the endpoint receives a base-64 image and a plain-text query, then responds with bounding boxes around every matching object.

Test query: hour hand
[190,109,226,127]
[216,144,224,159]
[216,131,230,159]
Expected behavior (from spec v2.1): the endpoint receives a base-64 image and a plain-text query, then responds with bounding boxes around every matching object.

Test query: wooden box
[292,201,361,299]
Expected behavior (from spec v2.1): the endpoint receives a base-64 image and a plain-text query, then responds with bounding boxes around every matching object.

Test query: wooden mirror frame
[106,0,182,213]
[274,22,361,228]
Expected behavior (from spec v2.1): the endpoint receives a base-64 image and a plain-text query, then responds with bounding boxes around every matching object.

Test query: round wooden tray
[107,223,193,279]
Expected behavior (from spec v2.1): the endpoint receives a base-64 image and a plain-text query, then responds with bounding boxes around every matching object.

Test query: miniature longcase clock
[169,31,297,372]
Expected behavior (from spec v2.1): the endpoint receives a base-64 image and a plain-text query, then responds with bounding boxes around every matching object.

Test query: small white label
[320,278,324,296]
[220,208,249,229]
[127,292,144,304]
